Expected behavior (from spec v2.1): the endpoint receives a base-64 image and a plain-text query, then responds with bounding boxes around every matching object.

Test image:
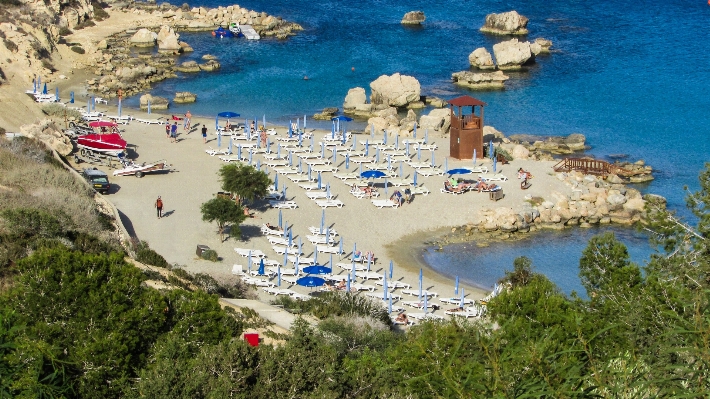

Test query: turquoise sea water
[139,0,710,293]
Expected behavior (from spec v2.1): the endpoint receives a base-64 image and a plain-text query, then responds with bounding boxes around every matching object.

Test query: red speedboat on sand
[76,121,127,157]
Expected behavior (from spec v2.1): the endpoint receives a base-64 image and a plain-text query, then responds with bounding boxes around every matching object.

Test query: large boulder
[469,47,495,70]
[492,38,533,70]
[451,70,509,89]
[480,10,529,35]
[313,107,339,120]
[199,60,221,71]
[343,87,367,110]
[564,133,586,151]
[139,94,169,110]
[532,38,553,54]
[20,119,73,156]
[175,61,201,73]
[173,91,197,103]
[370,73,421,108]
[401,11,425,25]
[156,25,179,43]
[418,108,451,133]
[130,28,157,47]
[158,26,181,51]
[511,144,530,160]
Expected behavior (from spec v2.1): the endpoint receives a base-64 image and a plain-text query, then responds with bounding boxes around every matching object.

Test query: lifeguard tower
[448,95,486,160]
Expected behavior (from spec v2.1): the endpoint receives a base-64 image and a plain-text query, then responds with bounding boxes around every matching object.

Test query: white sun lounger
[272,246,302,256]
[306,192,335,200]
[267,236,296,247]
[480,173,508,181]
[465,166,489,174]
[407,161,431,169]
[298,183,324,191]
[316,245,341,254]
[267,267,299,276]
[350,188,379,199]
[355,271,383,280]
[411,185,430,195]
[311,166,338,173]
[371,199,398,209]
[336,262,366,271]
[287,256,315,265]
[351,283,377,292]
[274,167,300,175]
[308,227,338,236]
[375,280,411,290]
[281,275,299,285]
[219,156,242,163]
[307,235,337,245]
[349,157,374,164]
[288,175,314,183]
[264,192,285,201]
[248,269,276,277]
[366,163,390,171]
[366,292,402,301]
[305,158,331,166]
[269,200,298,209]
[401,301,440,310]
[439,297,474,305]
[315,199,344,208]
[205,147,231,156]
[445,310,480,318]
[416,168,445,177]
[265,160,289,167]
[234,248,266,258]
[408,312,444,320]
[262,287,296,296]
[334,172,360,181]
[242,277,275,287]
[401,289,438,297]
[231,264,247,276]
[389,178,413,187]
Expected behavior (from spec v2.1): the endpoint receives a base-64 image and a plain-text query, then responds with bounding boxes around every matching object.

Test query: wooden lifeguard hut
[448,95,487,160]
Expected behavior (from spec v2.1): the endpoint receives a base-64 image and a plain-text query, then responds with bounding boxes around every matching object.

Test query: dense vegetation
[1,136,709,397]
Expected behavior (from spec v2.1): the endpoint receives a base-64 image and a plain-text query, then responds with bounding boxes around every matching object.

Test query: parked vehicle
[82,168,110,194]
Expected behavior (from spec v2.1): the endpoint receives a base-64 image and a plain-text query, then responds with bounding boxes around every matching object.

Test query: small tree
[200,197,246,242]
[218,163,271,204]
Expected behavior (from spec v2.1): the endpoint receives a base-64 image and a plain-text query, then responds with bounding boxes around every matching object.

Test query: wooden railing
[553,157,613,176]
[451,114,481,130]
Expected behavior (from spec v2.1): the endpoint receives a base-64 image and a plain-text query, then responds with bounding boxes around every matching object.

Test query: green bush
[58,26,71,36]
[200,249,219,262]
[92,2,109,20]
[134,240,169,268]
[70,46,85,54]
[41,103,83,120]
[171,267,192,281]
[4,39,17,52]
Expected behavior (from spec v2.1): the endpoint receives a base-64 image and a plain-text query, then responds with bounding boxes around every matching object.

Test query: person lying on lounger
[265,223,282,231]
[475,177,490,193]
[448,306,465,312]
[395,313,409,324]
[337,279,346,290]
[444,181,465,193]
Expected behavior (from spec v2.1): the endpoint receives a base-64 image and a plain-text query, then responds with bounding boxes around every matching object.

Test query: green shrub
[134,240,169,268]
[70,46,85,54]
[0,208,64,239]
[41,103,83,120]
[496,146,513,161]
[4,39,17,52]
[0,127,5,135]
[58,26,71,36]
[92,2,109,20]
[171,267,192,281]
[200,249,219,262]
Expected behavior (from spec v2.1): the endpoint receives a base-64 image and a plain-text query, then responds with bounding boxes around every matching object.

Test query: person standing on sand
[260,129,267,148]
[155,196,163,218]
[165,123,170,138]
[201,124,208,143]
[170,122,178,143]
[184,110,192,131]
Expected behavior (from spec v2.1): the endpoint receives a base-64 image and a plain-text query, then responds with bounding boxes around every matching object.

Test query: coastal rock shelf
[480,10,529,35]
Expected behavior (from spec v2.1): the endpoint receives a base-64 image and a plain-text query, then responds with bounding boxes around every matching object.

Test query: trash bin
[489,190,504,202]
[196,245,210,257]
[244,333,259,347]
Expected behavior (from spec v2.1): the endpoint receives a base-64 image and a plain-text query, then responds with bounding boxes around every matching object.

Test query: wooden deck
[553,157,613,176]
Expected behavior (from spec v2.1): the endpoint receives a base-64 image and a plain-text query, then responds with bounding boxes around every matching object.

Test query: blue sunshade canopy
[303,265,332,275]
[331,115,353,121]
[297,276,326,287]
[360,170,386,179]
[447,168,471,175]
[218,112,240,118]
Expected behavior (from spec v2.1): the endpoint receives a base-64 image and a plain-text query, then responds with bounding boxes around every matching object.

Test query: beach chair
[299,183,323,191]
[389,178,413,187]
[249,269,276,277]
[234,248,266,258]
[265,160,289,167]
[334,172,360,181]
[287,256,315,265]
[261,224,284,236]
[274,167,299,175]
[366,292,402,301]
[135,118,164,125]
[308,226,338,236]
[315,199,344,208]
[439,297,474,305]
[272,246,302,256]
[268,267,299,276]
[242,277,275,287]
[480,173,508,181]
[307,235,337,245]
[289,175,314,183]
[411,185,430,196]
[371,199,398,208]
[264,192,285,201]
[376,280,411,290]
[269,200,298,209]
[466,166,488,174]
[219,156,242,163]
[267,236,296,247]
[94,97,108,105]
[441,183,466,195]
[281,275,299,285]
[231,264,247,276]
[355,271,383,280]
[336,262,366,272]
[401,289,438,298]
[306,192,334,201]
[205,147,231,156]
[316,245,340,254]
[350,283,377,292]
[407,161,431,169]
[311,166,338,173]
[408,313,444,321]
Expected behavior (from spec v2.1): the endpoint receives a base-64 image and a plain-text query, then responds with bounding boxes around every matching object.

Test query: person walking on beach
[155,196,163,218]
[184,110,192,131]
[170,122,178,143]
[260,129,267,148]
[201,124,208,143]
[165,123,170,138]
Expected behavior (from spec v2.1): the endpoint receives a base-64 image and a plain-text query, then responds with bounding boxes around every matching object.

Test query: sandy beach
[67,102,575,310]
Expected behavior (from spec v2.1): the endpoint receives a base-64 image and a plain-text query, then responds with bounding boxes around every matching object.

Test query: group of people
[165,122,178,143]
[444,177,498,193]
[389,188,413,206]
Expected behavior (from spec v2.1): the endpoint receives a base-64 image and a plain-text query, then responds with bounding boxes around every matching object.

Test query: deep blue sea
[139,0,710,293]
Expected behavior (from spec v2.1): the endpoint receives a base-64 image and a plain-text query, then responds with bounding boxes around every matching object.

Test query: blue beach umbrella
[399,161,403,177]
[248,251,253,271]
[331,121,335,138]
[304,115,307,129]
[431,150,435,167]
[217,131,221,148]
[297,276,326,288]
[413,171,418,186]
[258,257,265,275]
[218,111,240,119]
[445,157,448,172]
[70,91,74,103]
[489,140,494,159]
[43,83,47,95]
[303,265,331,275]
[418,269,423,301]
[388,295,393,314]
[308,164,312,181]
[295,257,300,275]
[298,158,302,174]
[329,253,333,268]
[371,123,375,138]
[321,142,326,158]
[346,274,351,292]
[91,96,95,111]
[267,138,271,153]
[389,260,393,279]
[314,246,318,264]
[413,122,417,138]
[298,132,303,147]
[277,265,281,287]
[345,153,350,169]
[455,276,459,295]
[365,140,369,156]
[351,136,356,151]
[274,174,278,191]
[298,237,302,254]
[244,119,248,134]
[228,137,234,155]
[238,145,242,161]
[278,209,282,228]
[249,150,253,165]
[283,251,288,269]
[383,130,388,145]
[406,143,410,157]
[447,168,470,176]
[473,149,477,165]
[277,143,281,159]
[55,87,59,102]
[310,135,314,151]
[376,148,380,163]
[288,228,293,247]
[359,163,363,175]
[332,148,337,164]
[283,221,288,238]
[460,288,465,308]
[339,238,343,257]
[387,154,391,170]
[353,243,357,257]
[257,160,261,171]
[288,120,293,137]
[395,134,399,150]
[320,209,325,233]
[282,185,287,200]
[383,273,388,300]
[351,260,356,280]
[326,183,331,199]
[360,170,386,179]
[288,151,293,166]
[296,118,300,131]
[366,255,371,271]
[494,155,497,173]
[417,145,421,160]
[317,172,322,190]
[117,97,122,117]
[424,129,428,144]
[424,294,429,314]
[384,179,388,195]
[32,78,36,93]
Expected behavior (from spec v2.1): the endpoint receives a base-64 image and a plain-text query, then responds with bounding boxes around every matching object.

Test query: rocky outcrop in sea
[451,70,509,90]
[401,11,426,25]
[480,10,529,35]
